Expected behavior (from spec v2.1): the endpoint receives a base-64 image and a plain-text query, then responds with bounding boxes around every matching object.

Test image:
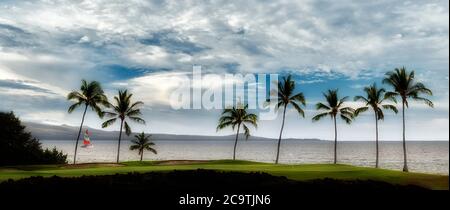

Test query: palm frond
[312,112,329,122]
[129,116,146,124]
[382,104,398,113]
[409,82,433,96]
[384,92,398,103]
[291,101,305,117]
[354,106,369,116]
[354,95,369,104]
[129,145,140,151]
[102,118,117,128]
[217,104,258,133]
[384,67,433,109]
[102,111,118,117]
[217,121,234,131]
[290,92,306,106]
[376,109,385,120]
[68,101,83,113]
[126,108,142,117]
[127,101,144,113]
[67,80,109,124]
[91,104,104,118]
[412,96,434,107]
[146,147,157,154]
[124,121,132,136]
[67,91,86,101]
[340,107,355,114]
[131,139,140,145]
[340,113,353,124]
[315,102,331,111]
[243,114,258,128]
[242,124,250,140]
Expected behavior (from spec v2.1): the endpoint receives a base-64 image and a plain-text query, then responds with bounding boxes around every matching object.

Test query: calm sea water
[41,140,449,175]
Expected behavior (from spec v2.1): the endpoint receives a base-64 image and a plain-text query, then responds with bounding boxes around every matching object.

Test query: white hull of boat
[81,144,94,149]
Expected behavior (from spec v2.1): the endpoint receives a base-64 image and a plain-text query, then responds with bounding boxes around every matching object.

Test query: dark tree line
[0,112,67,166]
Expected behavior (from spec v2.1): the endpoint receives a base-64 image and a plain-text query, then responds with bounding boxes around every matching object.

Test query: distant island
[23,122,322,142]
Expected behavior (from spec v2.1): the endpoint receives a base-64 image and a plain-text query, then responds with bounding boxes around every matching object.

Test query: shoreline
[39,140,450,175]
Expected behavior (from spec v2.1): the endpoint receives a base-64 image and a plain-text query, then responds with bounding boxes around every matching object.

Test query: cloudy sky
[0,0,448,141]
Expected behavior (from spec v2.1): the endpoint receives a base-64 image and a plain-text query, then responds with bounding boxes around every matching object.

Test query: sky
[0,0,448,141]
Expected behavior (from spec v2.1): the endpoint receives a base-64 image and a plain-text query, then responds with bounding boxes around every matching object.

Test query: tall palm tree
[130,132,157,161]
[67,79,109,164]
[354,83,398,168]
[383,67,433,172]
[217,104,258,160]
[273,75,306,164]
[102,90,146,163]
[312,89,354,164]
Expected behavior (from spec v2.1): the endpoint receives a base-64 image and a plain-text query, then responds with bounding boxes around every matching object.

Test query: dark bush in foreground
[0,112,67,166]
[0,169,427,193]
[0,170,439,208]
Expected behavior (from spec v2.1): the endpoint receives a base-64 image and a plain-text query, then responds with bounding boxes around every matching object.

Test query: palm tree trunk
[233,124,241,161]
[375,112,379,168]
[140,151,143,161]
[73,104,88,164]
[402,101,408,172]
[116,119,124,163]
[275,105,287,164]
[333,115,337,164]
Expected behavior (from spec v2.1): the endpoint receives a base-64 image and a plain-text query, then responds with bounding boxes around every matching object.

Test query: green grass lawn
[0,160,448,190]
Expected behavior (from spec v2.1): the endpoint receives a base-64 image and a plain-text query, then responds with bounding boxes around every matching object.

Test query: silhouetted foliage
[102,89,146,163]
[354,83,398,168]
[1,169,427,191]
[67,79,109,164]
[0,170,440,208]
[0,112,67,166]
[217,103,258,160]
[312,89,355,164]
[383,67,433,172]
[271,75,306,164]
[130,132,157,161]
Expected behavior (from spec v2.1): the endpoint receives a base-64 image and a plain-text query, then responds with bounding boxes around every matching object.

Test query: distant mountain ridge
[23,122,322,142]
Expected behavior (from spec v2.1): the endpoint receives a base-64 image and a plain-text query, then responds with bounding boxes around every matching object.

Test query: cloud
[0,79,55,95]
[0,23,35,47]
[1,1,448,77]
[117,69,262,108]
[298,79,325,84]
[0,0,448,140]
[115,71,190,107]
[0,64,68,97]
[139,30,210,55]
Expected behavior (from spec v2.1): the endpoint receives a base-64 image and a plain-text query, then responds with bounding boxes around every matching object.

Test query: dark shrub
[0,112,67,166]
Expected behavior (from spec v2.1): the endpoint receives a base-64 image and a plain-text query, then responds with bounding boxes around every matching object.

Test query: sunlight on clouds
[115,71,190,107]
[0,51,29,62]
[128,46,170,66]
[0,64,67,97]
[0,0,447,139]
[113,69,263,110]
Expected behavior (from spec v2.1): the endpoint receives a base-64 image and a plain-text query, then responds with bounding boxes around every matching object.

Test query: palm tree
[130,132,157,161]
[217,104,258,160]
[354,83,398,168]
[67,79,109,164]
[312,89,354,164]
[273,75,306,164]
[383,67,433,172]
[102,90,146,163]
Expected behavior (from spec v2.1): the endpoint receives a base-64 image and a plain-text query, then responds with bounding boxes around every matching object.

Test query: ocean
[41,140,449,175]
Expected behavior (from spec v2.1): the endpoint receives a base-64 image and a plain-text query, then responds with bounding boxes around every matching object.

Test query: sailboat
[81,129,94,148]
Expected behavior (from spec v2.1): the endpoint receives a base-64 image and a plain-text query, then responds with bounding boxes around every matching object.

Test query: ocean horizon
[42,140,449,175]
